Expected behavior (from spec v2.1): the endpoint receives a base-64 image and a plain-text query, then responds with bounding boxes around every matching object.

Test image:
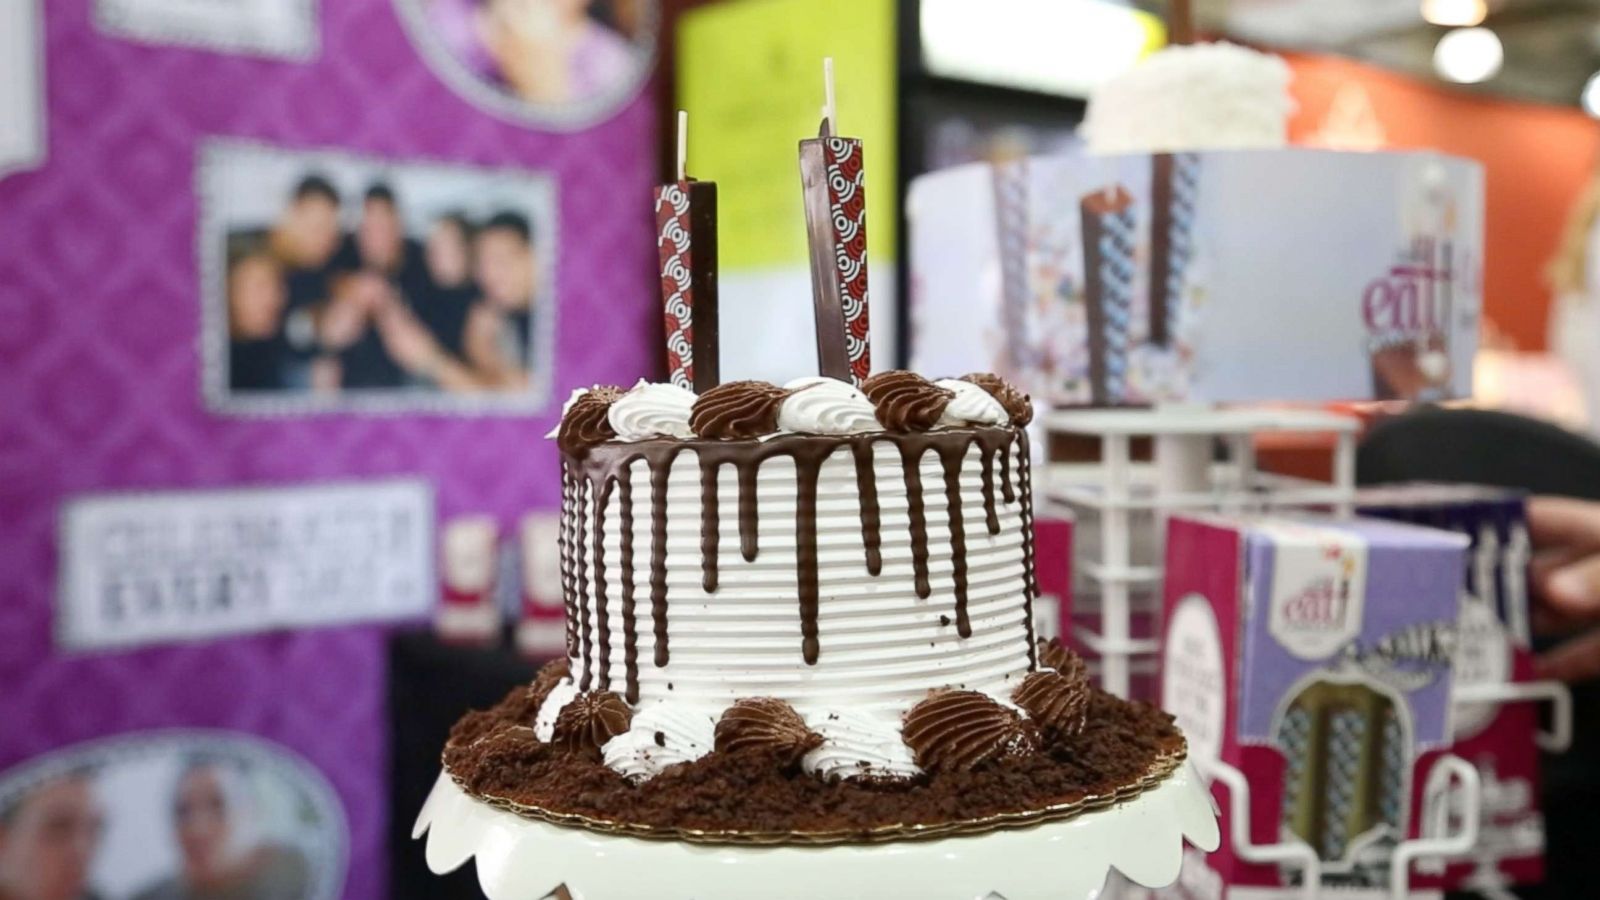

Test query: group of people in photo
[0,761,311,900]
[227,175,541,396]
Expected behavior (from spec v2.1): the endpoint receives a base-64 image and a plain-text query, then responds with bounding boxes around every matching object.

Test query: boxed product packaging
[436,516,501,644]
[1358,485,1542,890]
[1162,514,1468,897]
[908,149,1483,408]
[1033,514,1075,645]
[517,512,568,657]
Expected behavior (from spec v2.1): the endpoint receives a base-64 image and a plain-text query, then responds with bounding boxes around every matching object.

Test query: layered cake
[444,370,1185,840]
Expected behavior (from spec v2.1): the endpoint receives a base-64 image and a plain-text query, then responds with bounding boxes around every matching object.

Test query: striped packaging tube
[1079,186,1136,405]
[1149,153,1200,347]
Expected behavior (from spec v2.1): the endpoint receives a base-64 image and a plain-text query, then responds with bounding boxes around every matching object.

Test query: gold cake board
[414,756,1220,900]
[442,746,1187,846]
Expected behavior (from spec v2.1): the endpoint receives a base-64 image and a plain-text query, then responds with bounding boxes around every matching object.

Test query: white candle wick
[823,57,837,133]
[676,109,688,182]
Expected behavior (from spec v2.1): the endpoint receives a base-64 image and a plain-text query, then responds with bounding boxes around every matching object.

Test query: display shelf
[1203,754,1481,900]
[1042,407,1361,438]
[414,764,1220,900]
[1072,626,1160,658]
[1182,680,1575,900]
[1044,406,1360,698]
[1077,559,1162,585]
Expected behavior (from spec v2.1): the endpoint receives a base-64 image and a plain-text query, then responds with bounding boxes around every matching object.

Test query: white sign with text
[59,480,434,650]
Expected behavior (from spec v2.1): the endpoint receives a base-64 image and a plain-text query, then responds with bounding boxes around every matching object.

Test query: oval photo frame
[394,0,658,131]
[0,730,348,900]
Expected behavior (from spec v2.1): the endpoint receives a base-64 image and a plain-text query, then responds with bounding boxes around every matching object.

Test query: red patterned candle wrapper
[800,133,870,385]
[653,179,720,393]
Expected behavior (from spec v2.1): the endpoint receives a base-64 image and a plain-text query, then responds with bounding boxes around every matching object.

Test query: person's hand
[376,304,446,378]
[318,279,375,350]
[477,0,574,104]
[1528,495,1600,681]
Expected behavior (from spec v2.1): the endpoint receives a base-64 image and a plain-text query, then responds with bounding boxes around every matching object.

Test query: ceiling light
[1584,72,1600,118]
[919,0,1162,98]
[1433,27,1503,84]
[1421,0,1487,28]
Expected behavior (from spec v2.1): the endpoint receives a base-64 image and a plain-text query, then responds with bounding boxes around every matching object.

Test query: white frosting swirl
[602,702,719,783]
[533,679,579,741]
[608,379,696,441]
[935,379,1009,427]
[544,388,591,439]
[778,377,880,435]
[801,708,922,782]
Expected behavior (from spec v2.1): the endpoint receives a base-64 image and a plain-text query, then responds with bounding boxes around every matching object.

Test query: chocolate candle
[1079,186,1136,405]
[654,110,720,393]
[799,58,871,385]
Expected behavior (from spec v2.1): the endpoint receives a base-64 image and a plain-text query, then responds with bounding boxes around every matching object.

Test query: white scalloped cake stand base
[413,763,1220,900]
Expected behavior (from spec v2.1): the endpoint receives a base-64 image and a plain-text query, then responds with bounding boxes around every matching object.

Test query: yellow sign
[677,0,897,270]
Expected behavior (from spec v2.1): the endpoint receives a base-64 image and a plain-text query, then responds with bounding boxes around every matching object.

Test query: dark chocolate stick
[655,111,720,392]
[799,61,871,385]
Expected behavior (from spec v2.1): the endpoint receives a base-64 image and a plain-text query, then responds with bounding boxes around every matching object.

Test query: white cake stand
[413,763,1220,900]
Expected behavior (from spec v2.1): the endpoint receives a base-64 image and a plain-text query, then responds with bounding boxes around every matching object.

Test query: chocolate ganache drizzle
[553,372,1038,702]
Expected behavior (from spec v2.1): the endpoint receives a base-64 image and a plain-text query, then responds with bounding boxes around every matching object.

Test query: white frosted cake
[1083,41,1294,155]
[443,370,1185,840]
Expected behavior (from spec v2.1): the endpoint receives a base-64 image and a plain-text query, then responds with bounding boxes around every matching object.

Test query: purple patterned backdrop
[0,1,657,895]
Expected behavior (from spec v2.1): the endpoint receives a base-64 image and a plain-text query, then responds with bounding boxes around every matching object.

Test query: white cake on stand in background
[1082,42,1295,155]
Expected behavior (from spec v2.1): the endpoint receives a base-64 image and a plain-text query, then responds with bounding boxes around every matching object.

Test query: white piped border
[414,762,1220,900]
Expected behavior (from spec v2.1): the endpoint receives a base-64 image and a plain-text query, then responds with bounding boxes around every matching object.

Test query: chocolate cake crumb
[654,731,666,747]
[939,615,951,627]
[442,687,1182,835]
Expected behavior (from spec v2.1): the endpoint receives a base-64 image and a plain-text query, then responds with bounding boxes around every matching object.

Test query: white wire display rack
[1042,405,1361,699]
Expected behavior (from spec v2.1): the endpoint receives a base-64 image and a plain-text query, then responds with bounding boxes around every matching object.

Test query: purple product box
[1237,517,1467,751]
[1163,513,1468,893]
[1358,484,1531,647]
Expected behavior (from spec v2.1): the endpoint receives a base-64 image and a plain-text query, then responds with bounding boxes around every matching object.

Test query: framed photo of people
[198,140,558,415]
[0,731,346,900]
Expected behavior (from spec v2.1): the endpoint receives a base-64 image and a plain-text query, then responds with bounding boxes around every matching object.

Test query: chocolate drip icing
[977,443,1000,536]
[999,438,1015,504]
[560,427,1029,687]
[700,459,719,592]
[850,443,882,576]
[559,466,577,656]
[935,443,972,638]
[737,461,759,562]
[796,452,822,664]
[648,450,680,667]
[617,470,639,703]
[575,478,591,690]
[902,446,932,599]
[592,479,612,691]
[1017,430,1039,667]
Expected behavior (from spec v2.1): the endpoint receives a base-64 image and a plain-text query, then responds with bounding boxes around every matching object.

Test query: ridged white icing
[609,379,696,441]
[545,436,1037,781]
[534,679,578,742]
[602,702,719,783]
[801,708,921,782]
[936,379,1009,427]
[777,377,880,435]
